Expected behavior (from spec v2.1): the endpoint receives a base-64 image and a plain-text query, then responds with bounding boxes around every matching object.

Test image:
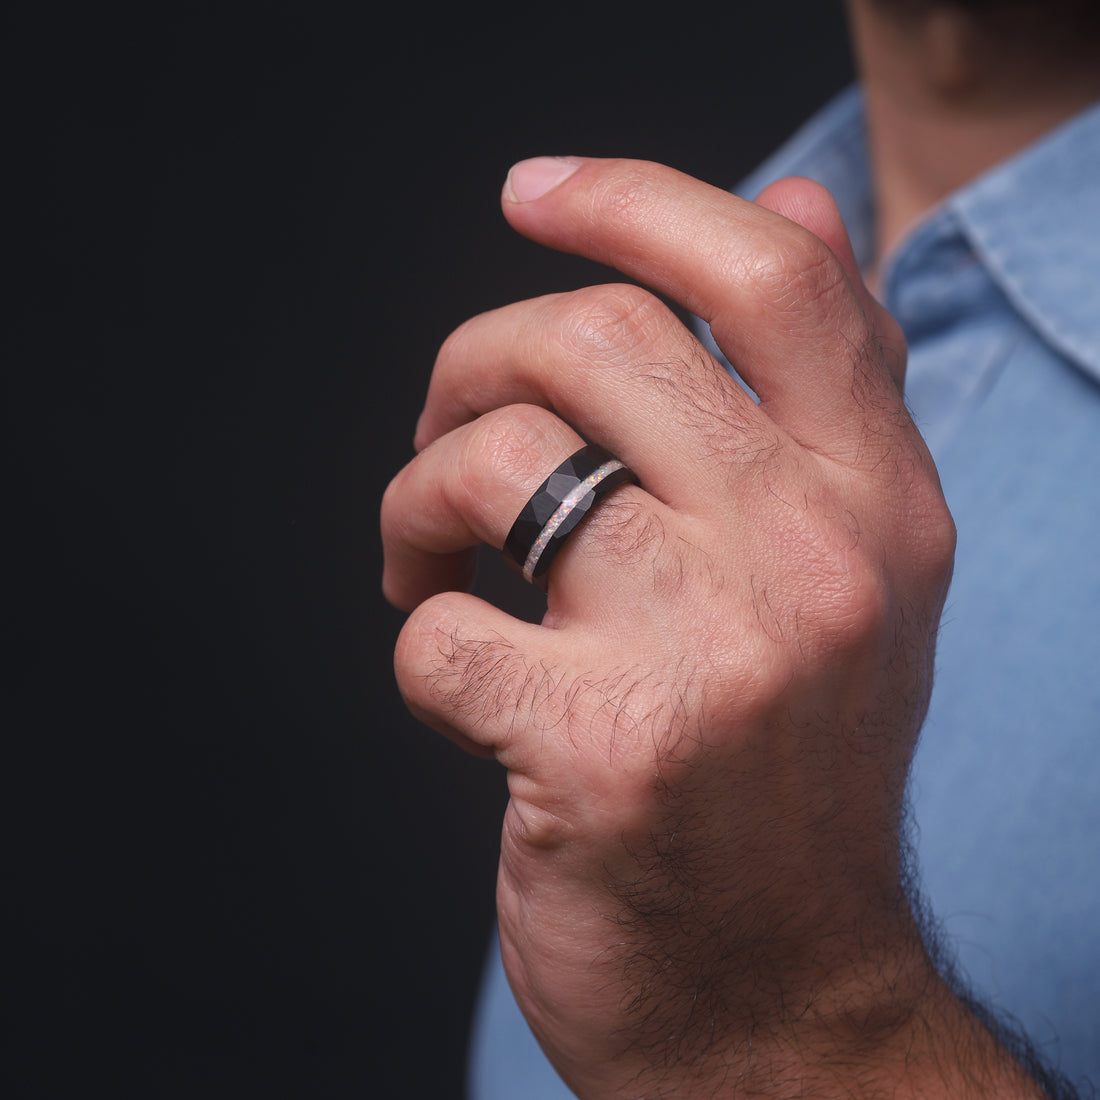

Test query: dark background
[6,4,853,1096]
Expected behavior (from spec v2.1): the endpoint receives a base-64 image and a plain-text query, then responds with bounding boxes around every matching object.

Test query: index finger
[501,157,908,464]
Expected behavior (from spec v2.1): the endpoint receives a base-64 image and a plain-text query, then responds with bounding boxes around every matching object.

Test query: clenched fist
[382,158,1039,1098]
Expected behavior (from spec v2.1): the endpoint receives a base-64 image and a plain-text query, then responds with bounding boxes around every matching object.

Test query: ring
[504,443,638,589]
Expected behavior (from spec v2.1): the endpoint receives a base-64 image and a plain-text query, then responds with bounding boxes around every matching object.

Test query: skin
[383,163,1046,1096]
[382,4,1095,1095]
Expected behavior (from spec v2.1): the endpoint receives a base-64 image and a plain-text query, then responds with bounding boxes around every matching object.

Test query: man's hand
[382,158,1034,1098]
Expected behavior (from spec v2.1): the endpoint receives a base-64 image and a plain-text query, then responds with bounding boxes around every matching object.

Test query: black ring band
[503,443,638,590]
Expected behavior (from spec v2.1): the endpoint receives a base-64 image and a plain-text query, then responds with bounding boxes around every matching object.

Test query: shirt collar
[948,100,1100,384]
[736,86,1100,386]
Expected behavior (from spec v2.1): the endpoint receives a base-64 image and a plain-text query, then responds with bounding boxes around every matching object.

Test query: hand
[382,158,1020,1098]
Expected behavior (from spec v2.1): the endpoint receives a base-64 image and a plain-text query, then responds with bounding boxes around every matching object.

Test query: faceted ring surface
[504,443,638,589]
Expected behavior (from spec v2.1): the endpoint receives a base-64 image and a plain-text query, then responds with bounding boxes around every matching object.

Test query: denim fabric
[468,89,1100,1097]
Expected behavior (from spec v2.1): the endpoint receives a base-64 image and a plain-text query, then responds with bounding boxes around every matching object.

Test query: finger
[394,589,551,764]
[413,283,767,511]
[501,157,909,464]
[395,588,700,793]
[382,404,585,612]
[751,176,907,392]
[384,399,663,615]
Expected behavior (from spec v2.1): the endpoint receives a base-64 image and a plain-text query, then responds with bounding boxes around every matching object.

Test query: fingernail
[504,156,582,203]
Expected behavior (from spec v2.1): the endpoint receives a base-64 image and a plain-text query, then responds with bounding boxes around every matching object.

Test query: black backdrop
[6,5,853,1097]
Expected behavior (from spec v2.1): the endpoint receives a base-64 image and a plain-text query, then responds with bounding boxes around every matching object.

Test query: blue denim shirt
[469,89,1100,1097]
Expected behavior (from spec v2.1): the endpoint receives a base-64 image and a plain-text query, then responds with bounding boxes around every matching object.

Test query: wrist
[529,894,1048,1100]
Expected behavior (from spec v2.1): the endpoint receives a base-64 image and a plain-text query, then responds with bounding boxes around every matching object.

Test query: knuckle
[805,487,956,664]
[767,508,894,662]
[395,593,526,722]
[427,316,488,419]
[554,283,674,366]
[871,440,957,590]
[456,405,568,507]
[378,470,410,544]
[926,500,958,575]
[435,310,483,368]
[431,318,472,388]
[765,555,893,685]
[907,486,958,590]
[743,228,850,323]
[831,556,892,650]
[393,591,460,706]
[876,308,909,365]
